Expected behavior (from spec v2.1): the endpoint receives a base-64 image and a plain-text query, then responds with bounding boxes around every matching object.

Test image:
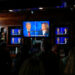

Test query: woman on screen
[38,23,49,37]
[18,29,21,35]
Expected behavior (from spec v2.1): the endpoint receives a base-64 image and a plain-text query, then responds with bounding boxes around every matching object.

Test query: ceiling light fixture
[39,7,43,10]
[9,10,13,12]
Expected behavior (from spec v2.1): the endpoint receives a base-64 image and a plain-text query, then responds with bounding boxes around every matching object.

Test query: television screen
[23,21,50,37]
[11,29,21,35]
[11,37,22,44]
[56,27,68,35]
[56,37,69,44]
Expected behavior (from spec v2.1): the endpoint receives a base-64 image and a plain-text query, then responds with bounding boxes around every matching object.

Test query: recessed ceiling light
[73,5,75,7]
[31,11,34,14]
[9,10,13,12]
[39,7,43,10]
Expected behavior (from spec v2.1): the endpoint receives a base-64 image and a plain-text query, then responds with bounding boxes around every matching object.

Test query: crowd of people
[0,38,74,75]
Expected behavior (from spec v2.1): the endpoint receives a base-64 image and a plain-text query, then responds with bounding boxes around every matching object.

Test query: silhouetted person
[0,42,12,75]
[14,38,32,75]
[41,39,59,75]
[19,43,45,75]
[64,46,75,75]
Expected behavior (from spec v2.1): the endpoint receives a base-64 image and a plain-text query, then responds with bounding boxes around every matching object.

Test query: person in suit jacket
[38,23,49,37]
[24,22,35,37]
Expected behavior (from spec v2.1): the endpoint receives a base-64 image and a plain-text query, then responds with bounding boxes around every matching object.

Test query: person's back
[64,46,75,75]
[41,50,59,75]
[42,40,59,75]
[19,53,45,75]
[14,39,32,75]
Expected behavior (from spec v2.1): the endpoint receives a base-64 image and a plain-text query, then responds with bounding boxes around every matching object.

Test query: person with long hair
[64,47,75,75]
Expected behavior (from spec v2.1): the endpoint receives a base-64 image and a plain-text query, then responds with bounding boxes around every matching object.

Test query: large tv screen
[11,29,21,35]
[23,21,50,37]
[11,37,22,44]
[56,27,68,35]
[56,37,69,44]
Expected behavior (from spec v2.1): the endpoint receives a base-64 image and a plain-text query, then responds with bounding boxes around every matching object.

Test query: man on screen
[57,37,60,44]
[38,23,49,37]
[25,22,34,37]
[57,28,60,35]
[12,29,14,35]
[12,38,14,44]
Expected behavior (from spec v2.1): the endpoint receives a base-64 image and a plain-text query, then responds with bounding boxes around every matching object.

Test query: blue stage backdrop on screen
[11,37,21,44]
[11,29,21,35]
[56,27,68,35]
[23,21,50,37]
[56,37,69,44]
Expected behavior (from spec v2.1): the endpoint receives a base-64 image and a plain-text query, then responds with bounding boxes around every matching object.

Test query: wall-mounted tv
[56,37,69,44]
[56,27,68,35]
[11,29,21,35]
[11,37,22,44]
[23,21,50,37]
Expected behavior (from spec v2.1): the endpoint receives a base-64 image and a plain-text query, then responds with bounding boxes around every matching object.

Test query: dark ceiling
[0,0,74,9]
[0,0,62,9]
